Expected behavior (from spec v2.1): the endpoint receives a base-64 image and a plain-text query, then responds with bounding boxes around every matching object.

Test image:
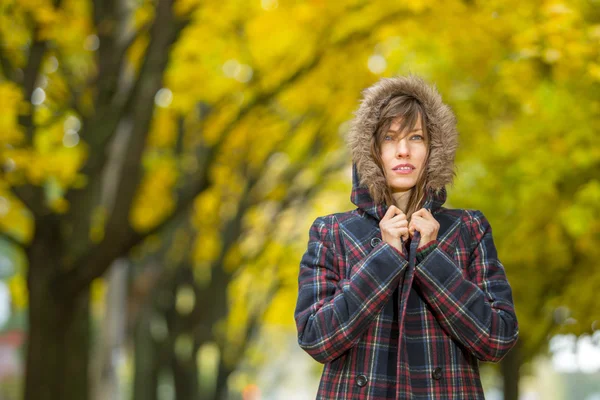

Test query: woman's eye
[384,135,393,141]
[411,135,424,140]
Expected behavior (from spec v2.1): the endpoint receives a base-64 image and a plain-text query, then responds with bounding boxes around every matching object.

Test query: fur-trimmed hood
[346,75,459,220]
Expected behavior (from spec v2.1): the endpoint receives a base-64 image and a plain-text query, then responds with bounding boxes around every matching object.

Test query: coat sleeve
[412,209,519,363]
[294,215,409,364]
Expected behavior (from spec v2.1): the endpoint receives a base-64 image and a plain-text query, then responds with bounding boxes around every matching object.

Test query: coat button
[370,237,381,247]
[356,374,368,387]
[432,367,443,380]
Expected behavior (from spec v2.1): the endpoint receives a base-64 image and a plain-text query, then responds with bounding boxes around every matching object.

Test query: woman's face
[379,113,427,194]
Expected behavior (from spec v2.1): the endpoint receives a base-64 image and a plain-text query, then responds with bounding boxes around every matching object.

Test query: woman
[294,75,519,399]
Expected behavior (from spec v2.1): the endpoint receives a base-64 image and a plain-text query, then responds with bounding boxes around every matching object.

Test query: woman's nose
[395,139,410,157]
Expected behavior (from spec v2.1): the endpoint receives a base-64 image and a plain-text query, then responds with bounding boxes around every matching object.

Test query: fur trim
[346,74,459,204]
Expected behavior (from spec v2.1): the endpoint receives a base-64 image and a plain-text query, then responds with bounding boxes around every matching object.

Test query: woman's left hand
[409,208,440,247]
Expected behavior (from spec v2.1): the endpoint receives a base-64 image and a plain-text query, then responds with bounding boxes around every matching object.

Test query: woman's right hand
[379,205,409,257]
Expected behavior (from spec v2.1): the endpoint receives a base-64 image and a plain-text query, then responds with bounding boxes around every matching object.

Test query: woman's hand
[379,205,409,256]
[409,208,440,247]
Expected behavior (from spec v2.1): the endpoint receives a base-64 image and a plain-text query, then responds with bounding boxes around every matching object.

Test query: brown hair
[370,94,431,221]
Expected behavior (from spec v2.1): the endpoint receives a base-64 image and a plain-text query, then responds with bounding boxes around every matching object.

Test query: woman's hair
[370,94,430,221]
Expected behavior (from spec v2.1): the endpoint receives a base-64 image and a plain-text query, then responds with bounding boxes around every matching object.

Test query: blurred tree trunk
[213,359,234,400]
[132,304,160,400]
[501,340,522,400]
[15,0,189,398]
[25,286,90,400]
[92,259,128,400]
[25,222,90,400]
[170,339,200,400]
[126,128,342,399]
[165,266,201,400]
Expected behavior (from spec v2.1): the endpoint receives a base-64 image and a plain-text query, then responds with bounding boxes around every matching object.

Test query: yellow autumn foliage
[0,0,598,376]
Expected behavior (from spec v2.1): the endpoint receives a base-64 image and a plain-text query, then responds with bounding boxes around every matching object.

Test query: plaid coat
[294,76,519,399]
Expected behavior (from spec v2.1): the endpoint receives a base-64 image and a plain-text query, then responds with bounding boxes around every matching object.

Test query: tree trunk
[171,343,200,400]
[213,358,233,400]
[25,266,90,400]
[132,306,160,400]
[501,340,521,400]
[24,223,91,400]
[92,259,128,400]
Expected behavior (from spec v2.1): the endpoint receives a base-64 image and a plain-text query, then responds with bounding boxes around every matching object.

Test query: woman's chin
[388,179,416,193]
[390,185,415,194]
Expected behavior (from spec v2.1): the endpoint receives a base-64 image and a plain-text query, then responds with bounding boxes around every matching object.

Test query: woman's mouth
[392,164,415,174]
[392,168,413,175]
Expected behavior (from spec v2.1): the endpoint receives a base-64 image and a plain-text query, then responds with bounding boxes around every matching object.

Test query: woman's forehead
[387,114,424,136]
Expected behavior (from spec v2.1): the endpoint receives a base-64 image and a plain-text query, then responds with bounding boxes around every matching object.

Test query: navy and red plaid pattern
[294,165,519,399]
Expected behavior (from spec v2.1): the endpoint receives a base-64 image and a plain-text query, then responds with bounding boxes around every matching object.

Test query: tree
[406,3,600,398]
[2,0,192,398]
[123,112,345,399]
[3,1,598,399]
[0,1,422,399]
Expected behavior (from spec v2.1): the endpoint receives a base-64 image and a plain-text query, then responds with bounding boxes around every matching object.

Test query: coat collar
[350,162,446,221]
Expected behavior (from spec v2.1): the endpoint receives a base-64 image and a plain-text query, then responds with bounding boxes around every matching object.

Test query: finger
[388,224,409,232]
[409,216,424,225]
[409,225,422,237]
[408,220,421,236]
[385,219,408,231]
[389,213,407,223]
[413,218,428,228]
[417,208,433,218]
[411,208,422,217]
[398,228,409,241]
[387,227,409,239]
[383,206,395,220]
[384,224,408,235]
[390,219,409,228]
[383,205,401,220]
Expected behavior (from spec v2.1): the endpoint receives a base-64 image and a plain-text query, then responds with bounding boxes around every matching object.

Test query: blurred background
[0,0,599,399]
